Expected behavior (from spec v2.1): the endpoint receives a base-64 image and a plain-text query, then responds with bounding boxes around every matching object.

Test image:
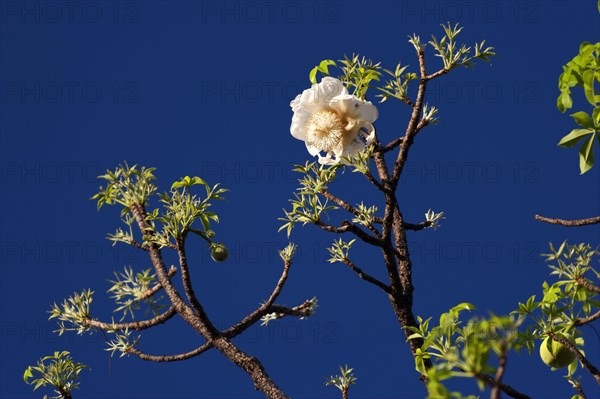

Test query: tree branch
[315,219,384,248]
[382,136,404,153]
[572,379,588,399]
[176,236,214,322]
[534,214,600,226]
[129,239,149,251]
[575,277,600,294]
[341,258,391,293]
[320,190,382,238]
[129,204,290,399]
[490,347,507,399]
[224,258,292,337]
[477,373,531,399]
[403,221,433,231]
[140,266,177,300]
[84,305,176,331]
[268,301,315,319]
[425,68,449,81]
[390,50,428,187]
[128,341,212,362]
[548,332,600,385]
[573,309,600,326]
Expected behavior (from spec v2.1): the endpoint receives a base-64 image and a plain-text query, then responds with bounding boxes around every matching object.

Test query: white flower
[290,77,378,165]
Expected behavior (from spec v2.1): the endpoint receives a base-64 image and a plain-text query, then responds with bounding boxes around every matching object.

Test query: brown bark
[129,204,290,399]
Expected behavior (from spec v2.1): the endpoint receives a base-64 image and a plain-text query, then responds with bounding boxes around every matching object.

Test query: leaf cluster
[23,351,88,399]
[279,162,340,237]
[408,303,523,398]
[557,41,600,173]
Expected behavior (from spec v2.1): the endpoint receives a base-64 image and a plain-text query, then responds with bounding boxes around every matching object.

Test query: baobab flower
[290,77,378,165]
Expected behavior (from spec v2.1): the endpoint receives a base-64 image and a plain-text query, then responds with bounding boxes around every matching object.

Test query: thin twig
[321,190,382,238]
[341,258,391,293]
[491,347,507,399]
[425,68,449,81]
[224,259,292,337]
[140,266,176,300]
[572,379,588,399]
[477,373,531,399]
[176,236,215,325]
[535,214,600,226]
[575,277,600,294]
[403,221,433,231]
[315,219,384,247]
[573,310,600,326]
[128,341,212,362]
[84,305,176,331]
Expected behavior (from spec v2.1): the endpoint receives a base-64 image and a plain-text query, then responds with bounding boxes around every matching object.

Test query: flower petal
[305,142,320,156]
[330,94,378,123]
[299,77,347,111]
[290,106,310,140]
[318,152,335,165]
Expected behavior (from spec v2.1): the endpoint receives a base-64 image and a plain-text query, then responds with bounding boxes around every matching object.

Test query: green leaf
[582,69,597,106]
[33,379,45,391]
[23,367,33,383]
[578,133,596,174]
[570,111,594,128]
[317,59,336,74]
[558,129,594,148]
[451,302,475,313]
[558,91,573,113]
[593,106,600,125]
[309,67,318,85]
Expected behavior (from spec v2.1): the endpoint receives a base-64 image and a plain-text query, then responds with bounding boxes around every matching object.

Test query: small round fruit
[210,243,229,262]
[539,334,576,368]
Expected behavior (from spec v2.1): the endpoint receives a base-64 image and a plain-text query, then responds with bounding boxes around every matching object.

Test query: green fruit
[539,334,576,368]
[210,243,229,262]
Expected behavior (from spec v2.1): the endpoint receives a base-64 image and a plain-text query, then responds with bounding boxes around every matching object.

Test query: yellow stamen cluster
[305,110,344,152]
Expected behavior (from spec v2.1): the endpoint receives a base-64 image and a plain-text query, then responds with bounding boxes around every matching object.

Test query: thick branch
[341,258,391,293]
[389,205,431,377]
[534,214,600,226]
[129,204,289,399]
[548,332,600,385]
[84,305,176,331]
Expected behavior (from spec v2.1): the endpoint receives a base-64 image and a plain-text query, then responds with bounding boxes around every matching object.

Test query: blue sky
[1,1,600,398]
